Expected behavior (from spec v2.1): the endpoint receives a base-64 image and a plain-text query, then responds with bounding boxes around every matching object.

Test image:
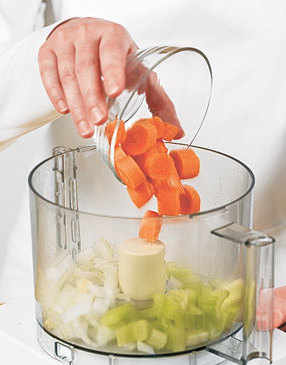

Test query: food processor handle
[210,223,275,365]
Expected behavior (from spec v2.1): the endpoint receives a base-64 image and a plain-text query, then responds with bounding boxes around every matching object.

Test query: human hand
[38,18,137,138]
[38,18,184,139]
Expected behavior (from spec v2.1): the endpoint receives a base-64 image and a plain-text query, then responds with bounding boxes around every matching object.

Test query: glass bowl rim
[28,143,255,220]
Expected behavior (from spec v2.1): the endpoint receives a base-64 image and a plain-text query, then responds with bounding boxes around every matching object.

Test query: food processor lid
[107,46,213,146]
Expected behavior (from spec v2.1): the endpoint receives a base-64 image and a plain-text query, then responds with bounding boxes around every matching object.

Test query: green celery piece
[198,287,229,332]
[116,319,150,347]
[186,329,209,348]
[161,295,181,322]
[198,287,229,314]
[101,303,137,329]
[221,305,241,331]
[153,293,165,315]
[169,289,198,310]
[116,323,136,346]
[166,263,202,291]
[132,320,150,342]
[137,306,157,320]
[183,305,205,330]
[164,326,186,352]
[146,328,168,350]
[221,278,243,311]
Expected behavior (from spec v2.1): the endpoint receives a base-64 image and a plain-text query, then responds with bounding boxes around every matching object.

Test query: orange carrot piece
[122,122,157,156]
[134,140,168,173]
[179,185,201,214]
[115,155,146,189]
[144,153,177,180]
[139,210,163,242]
[157,189,181,216]
[151,176,184,196]
[114,146,127,161]
[161,122,179,141]
[148,117,165,137]
[127,181,154,208]
[169,148,200,179]
[105,119,126,145]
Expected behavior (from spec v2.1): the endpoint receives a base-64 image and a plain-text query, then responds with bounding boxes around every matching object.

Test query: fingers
[57,48,94,137]
[145,71,185,139]
[38,47,69,114]
[99,25,131,97]
[75,42,108,125]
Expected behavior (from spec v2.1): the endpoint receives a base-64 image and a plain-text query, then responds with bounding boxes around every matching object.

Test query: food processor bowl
[29,143,274,365]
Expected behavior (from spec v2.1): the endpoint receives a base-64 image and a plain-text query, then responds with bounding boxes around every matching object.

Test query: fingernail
[105,81,120,96]
[78,121,92,137]
[57,100,69,113]
[91,106,105,124]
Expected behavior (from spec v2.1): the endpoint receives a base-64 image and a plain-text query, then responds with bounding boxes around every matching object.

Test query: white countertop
[0,224,285,365]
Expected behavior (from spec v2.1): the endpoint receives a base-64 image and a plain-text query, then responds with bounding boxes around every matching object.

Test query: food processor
[29,46,275,365]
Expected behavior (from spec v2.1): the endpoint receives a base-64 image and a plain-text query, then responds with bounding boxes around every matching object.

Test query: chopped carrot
[169,148,200,179]
[157,189,181,216]
[151,139,168,154]
[115,155,146,189]
[144,153,177,180]
[161,122,179,141]
[179,185,201,214]
[122,122,157,156]
[151,176,184,195]
[139,210,163,242]
[127,181,154,208]
[134,140,168,173]
[105,119,126,145]
[114,146,127,161]
[148,116,165,137]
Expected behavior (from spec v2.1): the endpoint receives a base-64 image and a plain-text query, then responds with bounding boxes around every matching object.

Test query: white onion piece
[137,341,155,354]
[61,294,93,324]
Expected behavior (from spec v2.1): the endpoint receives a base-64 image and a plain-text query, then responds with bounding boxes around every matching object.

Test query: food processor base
[37,322,237,365]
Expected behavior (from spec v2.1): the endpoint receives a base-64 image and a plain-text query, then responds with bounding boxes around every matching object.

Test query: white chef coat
[0,0,286,298]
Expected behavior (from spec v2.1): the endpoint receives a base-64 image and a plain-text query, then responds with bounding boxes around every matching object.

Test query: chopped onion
[137,341,155,354]
[61,294,93,324]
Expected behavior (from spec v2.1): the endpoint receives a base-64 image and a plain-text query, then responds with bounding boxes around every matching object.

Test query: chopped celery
[169,289,198,310]
[153,293,165,315]
[145,328,167,350]
[183,305,205,330]
[186,330,209,347]
[166,262,202,291]
[164,326,186,352]
[116,320,150,346]
[132,320,150,342]
[161,295,181,322]
[101,303,136,328]
[137,306,157,320]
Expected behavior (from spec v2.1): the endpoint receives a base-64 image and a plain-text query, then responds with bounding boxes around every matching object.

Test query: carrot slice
[127,181,154,208]
[169,148,200,179]
[148,117,165,137]
[105,119,126,145]
[161,122,179,141]
[122,122,157,156]
[139,210,163,242]
[151,176,184,195]
[157,189,181,216]
[115,155,146,189]
[134,140,168,173]
[179,185,201,214]
[114,146,127,161]
[144,153,177,180]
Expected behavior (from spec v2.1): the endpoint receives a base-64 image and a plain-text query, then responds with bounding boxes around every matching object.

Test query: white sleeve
[0,22,64,151]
